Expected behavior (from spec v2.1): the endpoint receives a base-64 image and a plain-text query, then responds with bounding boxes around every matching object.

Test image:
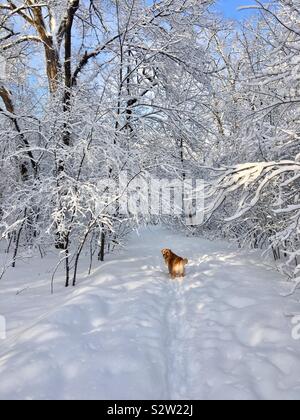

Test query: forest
[0,0,299,287]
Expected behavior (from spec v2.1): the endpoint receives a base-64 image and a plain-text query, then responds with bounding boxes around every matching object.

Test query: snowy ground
[0,227,300,400]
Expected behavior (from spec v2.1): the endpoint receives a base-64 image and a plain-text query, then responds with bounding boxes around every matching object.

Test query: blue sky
[216,0,257,20]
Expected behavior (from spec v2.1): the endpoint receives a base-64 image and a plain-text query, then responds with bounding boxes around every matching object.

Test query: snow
[0,227,300,400]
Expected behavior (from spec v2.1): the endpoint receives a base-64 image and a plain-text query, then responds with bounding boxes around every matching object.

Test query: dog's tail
[183,258,188,265]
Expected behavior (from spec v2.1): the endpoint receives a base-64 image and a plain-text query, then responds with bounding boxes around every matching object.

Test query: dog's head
[161,248,172,262]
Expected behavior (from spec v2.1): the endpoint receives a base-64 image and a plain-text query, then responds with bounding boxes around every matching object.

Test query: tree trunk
[98,229,106,262]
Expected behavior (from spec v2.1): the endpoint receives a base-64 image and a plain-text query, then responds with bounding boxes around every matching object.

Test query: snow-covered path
[0,228,300,400]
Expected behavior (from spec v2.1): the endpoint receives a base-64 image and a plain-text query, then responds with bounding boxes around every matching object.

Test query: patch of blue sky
[214,0,258,20]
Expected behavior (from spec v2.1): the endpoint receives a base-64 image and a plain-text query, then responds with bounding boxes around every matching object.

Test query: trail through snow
[0,227,300,400]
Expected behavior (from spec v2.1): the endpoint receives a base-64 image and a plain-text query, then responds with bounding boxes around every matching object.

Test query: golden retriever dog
[161,249,189,279]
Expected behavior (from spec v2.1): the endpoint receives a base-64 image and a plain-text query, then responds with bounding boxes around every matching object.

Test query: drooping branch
[204,161,300,223]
